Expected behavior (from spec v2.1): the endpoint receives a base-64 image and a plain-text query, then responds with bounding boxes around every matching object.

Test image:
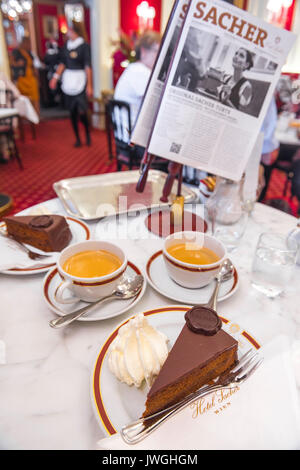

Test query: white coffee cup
[55,240,127,303]
[163,231,226,288]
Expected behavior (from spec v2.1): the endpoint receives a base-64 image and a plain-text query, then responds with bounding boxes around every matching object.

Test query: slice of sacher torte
[143,306,238,418]
[3,215,72,252]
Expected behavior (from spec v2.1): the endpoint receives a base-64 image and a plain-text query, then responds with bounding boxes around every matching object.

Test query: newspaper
[132,0,296,182]
[131,0,189,148]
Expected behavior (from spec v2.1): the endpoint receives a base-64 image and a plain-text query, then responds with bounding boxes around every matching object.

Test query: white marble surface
[1,199,300,450]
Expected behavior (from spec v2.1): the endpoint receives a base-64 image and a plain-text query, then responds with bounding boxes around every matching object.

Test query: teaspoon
[204,258,234,311]
[49,275,144,329]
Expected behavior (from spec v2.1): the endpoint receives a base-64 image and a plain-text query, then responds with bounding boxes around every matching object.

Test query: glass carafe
[207,176,248,251]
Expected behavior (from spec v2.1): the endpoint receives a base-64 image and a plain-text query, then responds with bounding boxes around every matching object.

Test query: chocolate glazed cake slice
[3,215,72,252]
[143,306,238,418]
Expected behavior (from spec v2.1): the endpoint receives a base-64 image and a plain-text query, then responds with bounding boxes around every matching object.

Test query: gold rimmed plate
[91,306,260,436]
[0,217,90,275]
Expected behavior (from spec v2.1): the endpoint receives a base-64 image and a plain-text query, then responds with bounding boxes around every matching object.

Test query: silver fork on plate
[0,231,51,260]
[120,349,263,445]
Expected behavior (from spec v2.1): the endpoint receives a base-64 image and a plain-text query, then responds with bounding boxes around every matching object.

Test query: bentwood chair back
[106,99,141,171]
[0,89,23,169]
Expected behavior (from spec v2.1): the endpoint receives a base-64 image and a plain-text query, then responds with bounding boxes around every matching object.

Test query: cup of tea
[55,240,127,303]
[163,231,226,288]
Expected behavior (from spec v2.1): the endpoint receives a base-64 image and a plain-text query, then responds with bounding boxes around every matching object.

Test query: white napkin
[97,335,300,450]
[0,234,59,271]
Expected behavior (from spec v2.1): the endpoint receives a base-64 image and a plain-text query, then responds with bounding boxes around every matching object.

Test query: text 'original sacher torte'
[143,306,238,418]
[3,215,72,252]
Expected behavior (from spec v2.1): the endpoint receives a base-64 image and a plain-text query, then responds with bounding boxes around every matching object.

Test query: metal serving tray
[53,170,197,220]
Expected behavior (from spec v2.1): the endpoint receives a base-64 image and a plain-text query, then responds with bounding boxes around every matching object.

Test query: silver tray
[53,170,197,220]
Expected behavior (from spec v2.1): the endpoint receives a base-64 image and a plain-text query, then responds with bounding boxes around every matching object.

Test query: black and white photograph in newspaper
[171,25,279,118]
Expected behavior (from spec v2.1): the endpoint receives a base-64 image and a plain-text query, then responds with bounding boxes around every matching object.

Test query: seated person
[113,31,168,170]
[218,47,253,110]
[291,150,300,215]
[258,97,279,202]
[114,31,160,137]
[10,37,40,116]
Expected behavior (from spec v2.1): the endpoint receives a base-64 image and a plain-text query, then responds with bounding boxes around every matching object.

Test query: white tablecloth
[0,198,300,450]
[0,108,18,120]
[14,96,39,124]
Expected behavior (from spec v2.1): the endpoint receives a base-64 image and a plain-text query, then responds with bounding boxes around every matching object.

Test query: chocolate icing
[147,323,238,400]
[185,306,222,336]
[3,214,72,252]
[29,215,53,229]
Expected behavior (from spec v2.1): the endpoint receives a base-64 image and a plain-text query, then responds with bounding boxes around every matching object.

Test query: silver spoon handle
[205,279,221,310]
[49,293,115,328]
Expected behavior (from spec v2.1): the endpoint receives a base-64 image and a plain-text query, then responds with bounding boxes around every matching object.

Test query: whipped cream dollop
[108,313,169,387]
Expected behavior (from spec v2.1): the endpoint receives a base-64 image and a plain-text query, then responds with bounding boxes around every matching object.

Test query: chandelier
[136,1,156,32]
[1,1,33,21]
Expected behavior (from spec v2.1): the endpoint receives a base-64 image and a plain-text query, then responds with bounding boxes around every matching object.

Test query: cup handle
[54,280,80,304]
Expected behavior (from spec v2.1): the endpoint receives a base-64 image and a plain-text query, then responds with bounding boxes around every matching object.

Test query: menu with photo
[132,0,296,182]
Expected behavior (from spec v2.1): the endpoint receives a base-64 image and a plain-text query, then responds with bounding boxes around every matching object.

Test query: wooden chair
[106,98,169,172]
[106,99,142,170]
[0,193,13,217]
[270,143,297,198]
[0,90,23,169]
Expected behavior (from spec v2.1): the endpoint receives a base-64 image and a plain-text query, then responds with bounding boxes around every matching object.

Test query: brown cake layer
[3,215,72,252]
[143,322,238,418]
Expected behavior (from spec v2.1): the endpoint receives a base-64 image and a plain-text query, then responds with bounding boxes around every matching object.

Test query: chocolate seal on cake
[185,306,222,336]
[29,215,54,229]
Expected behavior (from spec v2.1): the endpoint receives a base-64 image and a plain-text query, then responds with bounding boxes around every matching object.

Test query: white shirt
[114,61,151,129]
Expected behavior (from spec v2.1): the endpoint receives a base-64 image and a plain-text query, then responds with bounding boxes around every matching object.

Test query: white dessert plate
[0,217,90,275]
[91,305,261,436]
[145,251,239,304]
[43,261,146,321]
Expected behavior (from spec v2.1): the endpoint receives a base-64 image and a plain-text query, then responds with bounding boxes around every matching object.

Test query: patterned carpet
[0,118,298,217]
[0,119,117,216]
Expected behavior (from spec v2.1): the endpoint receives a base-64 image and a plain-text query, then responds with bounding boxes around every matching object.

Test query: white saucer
[43,261,147,322]
[145,250,239,304]
[0,217,90,275]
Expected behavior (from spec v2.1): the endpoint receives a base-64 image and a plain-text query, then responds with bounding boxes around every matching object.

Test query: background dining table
[0,197,300,450]
[0,108,19,121]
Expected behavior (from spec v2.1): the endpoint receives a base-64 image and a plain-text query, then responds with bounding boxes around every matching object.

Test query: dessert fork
[121,349,263,445]
[0,231,51,260]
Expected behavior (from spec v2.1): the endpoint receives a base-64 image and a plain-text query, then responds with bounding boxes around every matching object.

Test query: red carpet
[0,119,116,216]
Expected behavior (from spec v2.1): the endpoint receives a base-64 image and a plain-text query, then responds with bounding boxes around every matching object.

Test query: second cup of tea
[163,231,226,288]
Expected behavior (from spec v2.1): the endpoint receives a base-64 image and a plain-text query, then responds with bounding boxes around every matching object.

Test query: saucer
[0,217,90,275]
[43,261,146,322]
[145,250,239,304]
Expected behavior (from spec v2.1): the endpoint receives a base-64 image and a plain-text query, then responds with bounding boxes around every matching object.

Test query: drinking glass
[251,232,298,298]
[209,205,248,252]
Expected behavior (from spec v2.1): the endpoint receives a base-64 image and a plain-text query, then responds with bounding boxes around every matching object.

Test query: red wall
[37,3,91,58]
[37,4,63,57]
[120,0,161,35]
[284,0,296,31]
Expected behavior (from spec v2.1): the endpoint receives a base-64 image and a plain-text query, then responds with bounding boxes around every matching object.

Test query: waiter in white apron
[50,21,93,147]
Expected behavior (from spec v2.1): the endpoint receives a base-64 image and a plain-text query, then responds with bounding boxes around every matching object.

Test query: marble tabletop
[0,198,300,450]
